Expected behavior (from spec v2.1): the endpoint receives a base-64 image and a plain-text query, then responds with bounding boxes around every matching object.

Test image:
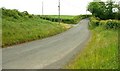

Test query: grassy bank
[2,8,70,47]
[65,26,118,69]
[65,17,119,69]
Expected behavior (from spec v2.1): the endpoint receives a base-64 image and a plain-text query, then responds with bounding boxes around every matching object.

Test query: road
[2,19,90,69]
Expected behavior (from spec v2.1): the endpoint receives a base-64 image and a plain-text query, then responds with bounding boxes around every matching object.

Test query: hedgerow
[40,15,92,24]
[89,17,120,29]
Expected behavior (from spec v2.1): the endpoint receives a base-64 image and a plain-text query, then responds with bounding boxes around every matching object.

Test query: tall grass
[65,26,118,69]
[2,8,68,47]
[65,17,119,69]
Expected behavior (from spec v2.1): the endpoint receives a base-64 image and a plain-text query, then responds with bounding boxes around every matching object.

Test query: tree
[105,0,114,19]
[87,1,106,19]
[87,0,119,19]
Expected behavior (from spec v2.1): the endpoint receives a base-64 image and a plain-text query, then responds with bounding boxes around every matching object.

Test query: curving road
[2,19,90,69]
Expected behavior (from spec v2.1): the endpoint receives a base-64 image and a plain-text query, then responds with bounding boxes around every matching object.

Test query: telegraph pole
[42,1,44,15]
[58,0,60,24]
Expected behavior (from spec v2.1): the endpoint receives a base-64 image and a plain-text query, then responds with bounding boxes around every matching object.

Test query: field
[40,15,75,19]
[2,8,71,47]
[40,15,91,24]
[65,17,119,69]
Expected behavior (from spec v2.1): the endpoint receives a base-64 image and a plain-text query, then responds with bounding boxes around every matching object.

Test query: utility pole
[42,1,44,16]
[58,0,60,24]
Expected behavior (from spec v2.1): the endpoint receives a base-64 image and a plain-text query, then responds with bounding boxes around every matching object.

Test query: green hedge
[73,15,92,23]
[40,15,92,24]
[40,16,75,24]
[2,7,38,20]
[89,17,120,29]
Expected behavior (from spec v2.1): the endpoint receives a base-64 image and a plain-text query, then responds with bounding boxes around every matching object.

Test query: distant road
[3,19,90,69]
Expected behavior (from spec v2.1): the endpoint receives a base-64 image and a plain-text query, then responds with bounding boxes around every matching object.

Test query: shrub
[2,8,21,19]
[73,15,92,24]
[89,17,100,29]
[105,20,120,29]
[89,17,120,29]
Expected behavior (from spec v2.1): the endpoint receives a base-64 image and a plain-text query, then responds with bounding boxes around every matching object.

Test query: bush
[73,15,92,24]
[89,17,120,29]
[2,8,20,19]
[105,20,120,29]
[89,17,100,29]
[1,8,35,20]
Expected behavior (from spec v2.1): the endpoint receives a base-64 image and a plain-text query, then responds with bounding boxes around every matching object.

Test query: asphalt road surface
[2,19,91,69]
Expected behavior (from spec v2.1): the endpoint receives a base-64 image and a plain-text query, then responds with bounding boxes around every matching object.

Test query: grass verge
[65,26,118,69]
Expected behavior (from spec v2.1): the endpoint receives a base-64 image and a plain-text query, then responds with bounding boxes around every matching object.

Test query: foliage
[40,15,92,24]
[2,8,20,19]
[40,15,75,24]
[89,17,120,29]
[87,0,120,19]
[88,2,106,19]
[73,15,92,23]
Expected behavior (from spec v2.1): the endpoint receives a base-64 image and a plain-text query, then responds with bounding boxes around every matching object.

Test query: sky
[0,0,119,15]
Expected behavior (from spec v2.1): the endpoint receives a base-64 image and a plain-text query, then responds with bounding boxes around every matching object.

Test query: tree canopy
[87,0,120,20]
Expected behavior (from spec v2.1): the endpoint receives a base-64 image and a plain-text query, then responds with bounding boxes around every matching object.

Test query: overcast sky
[0,0,119,15]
